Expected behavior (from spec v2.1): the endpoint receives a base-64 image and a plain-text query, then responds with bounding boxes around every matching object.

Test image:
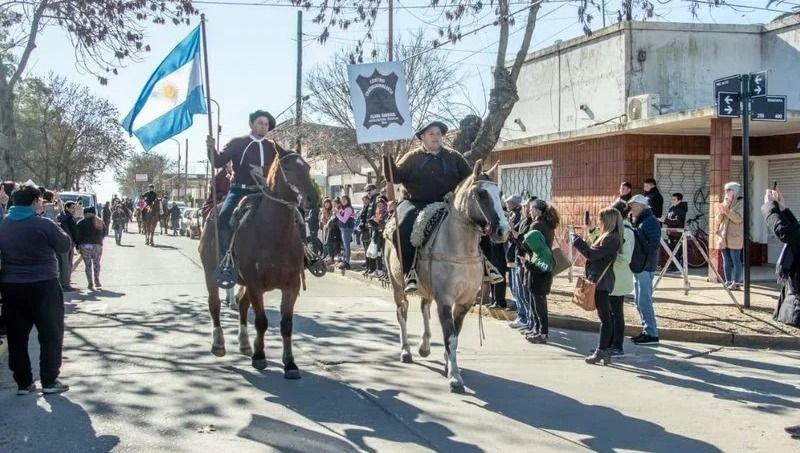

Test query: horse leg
[418,298,432,358]
[249,285,269,370]
[438,302,464,393]
[394,289,412,363]
[237,286,252,356]
[207,276,225,357]
[227,287,237,310]
[280,288,301,380]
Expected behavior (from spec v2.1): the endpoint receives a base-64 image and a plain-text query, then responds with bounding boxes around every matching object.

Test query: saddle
[383,201,449,249]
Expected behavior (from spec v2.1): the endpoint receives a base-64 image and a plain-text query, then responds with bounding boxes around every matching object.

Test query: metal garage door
[500,164,553,202]
[655,158,709,229]
[767,158,800,262]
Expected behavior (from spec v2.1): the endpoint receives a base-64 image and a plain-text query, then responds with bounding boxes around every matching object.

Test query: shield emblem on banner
[356,69,405,129]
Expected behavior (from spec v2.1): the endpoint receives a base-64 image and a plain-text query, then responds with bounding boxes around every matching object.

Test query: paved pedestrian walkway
[0,234,798,451]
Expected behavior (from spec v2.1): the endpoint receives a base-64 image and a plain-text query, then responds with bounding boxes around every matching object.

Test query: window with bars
[499,165,553,201]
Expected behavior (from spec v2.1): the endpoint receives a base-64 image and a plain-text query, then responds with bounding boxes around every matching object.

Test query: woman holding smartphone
[570,208,623,365]
[336,195,356,270]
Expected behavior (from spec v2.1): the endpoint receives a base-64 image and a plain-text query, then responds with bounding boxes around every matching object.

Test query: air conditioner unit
[626,94,660,121]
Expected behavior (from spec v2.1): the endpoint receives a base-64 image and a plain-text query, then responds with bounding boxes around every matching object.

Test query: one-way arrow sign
[751,95,786,122]
[716,91,741,118]
[749,71,767,98]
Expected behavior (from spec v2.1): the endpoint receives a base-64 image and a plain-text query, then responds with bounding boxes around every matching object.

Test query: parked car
[59,191,97,219]
[187,209,202,239]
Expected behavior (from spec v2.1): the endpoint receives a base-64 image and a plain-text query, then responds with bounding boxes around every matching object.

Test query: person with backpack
[627,194,661,345]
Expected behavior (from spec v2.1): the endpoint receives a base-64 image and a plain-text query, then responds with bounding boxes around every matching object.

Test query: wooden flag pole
[200,14,220,265]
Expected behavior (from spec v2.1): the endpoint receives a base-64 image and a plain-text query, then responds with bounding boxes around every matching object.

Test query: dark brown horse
[199,151,319,378]
[142,198,161,246]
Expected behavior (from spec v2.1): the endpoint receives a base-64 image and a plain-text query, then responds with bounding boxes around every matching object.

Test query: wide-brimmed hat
[364,184,377,192]
[627,194,650,206]
[249,110,276,131]
[415,121,448,139]
[84,206,96,215]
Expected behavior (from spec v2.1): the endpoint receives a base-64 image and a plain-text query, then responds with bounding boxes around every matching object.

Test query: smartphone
[583,211,590,226]
[773,180,778,190]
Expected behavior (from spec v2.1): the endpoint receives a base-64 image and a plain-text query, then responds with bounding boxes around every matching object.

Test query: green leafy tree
[115,153,174,197]
[14,73,132,189]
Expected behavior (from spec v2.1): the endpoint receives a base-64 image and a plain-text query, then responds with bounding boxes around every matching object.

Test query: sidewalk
[339,262,800,349]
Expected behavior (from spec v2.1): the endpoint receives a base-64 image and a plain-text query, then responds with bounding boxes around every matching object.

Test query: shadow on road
[0,394,119,452]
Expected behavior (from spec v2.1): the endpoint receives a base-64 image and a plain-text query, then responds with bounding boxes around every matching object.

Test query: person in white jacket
[610,200,635,356]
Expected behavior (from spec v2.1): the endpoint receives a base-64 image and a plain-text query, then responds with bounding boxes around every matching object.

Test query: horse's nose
[492,223,510,243]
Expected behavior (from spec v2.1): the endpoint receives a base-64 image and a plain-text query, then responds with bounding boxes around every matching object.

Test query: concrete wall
[630,24,762,112]
[505,29,627,141]
[761,18,800,110]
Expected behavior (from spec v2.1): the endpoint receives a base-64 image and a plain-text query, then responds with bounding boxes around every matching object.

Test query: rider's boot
[483,257,504,284]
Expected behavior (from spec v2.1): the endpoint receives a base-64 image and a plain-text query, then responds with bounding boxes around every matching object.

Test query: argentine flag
[123,26,207,151]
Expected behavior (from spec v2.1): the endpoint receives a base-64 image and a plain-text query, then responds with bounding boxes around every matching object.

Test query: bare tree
[0,0,197,178]
[14,74,132,189]
[294,0,725,165]
[303,30,467,183]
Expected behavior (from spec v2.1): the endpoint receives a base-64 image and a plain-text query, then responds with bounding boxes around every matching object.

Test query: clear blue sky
[22,0,784,201]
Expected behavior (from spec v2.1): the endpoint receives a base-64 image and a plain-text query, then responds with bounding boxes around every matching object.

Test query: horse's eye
[476,189,488,198]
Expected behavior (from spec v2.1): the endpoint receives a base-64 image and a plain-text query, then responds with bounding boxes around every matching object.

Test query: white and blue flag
[123,26,207,151]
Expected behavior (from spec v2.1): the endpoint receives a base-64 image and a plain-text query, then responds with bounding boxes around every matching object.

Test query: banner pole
[201,14,220,265]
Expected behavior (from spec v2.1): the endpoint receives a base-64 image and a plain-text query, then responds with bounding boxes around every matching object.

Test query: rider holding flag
[206,110,284,268]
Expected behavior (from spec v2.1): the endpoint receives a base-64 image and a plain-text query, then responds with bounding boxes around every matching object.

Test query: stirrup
[483,259,504,284]
[404,270,419,294]
[214,251,237,289]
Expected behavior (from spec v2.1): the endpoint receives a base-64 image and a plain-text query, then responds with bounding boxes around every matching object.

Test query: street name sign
[751,95,787,122]
[714,74,740,100]
[749,71,767,98]
[716,92,741,118]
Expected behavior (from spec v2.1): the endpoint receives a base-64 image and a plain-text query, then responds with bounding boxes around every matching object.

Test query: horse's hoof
[449,379,466,394]
[284,369,301,380]
[211,345,226,357]
[252,358,268,370]
[400,351,413,363]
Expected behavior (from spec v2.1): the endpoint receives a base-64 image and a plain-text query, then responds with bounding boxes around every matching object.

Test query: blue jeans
[218,187,258,255]
[340,227,354,264]
[722,248,743,284]
[510,267,529,324]
[634,271,658,337]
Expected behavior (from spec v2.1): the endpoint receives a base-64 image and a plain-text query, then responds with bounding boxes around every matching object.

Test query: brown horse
[199,151,318,378]
[142,198,161,246]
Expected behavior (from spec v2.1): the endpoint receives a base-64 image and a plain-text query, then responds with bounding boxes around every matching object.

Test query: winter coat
[505,207,523,263]
[523,229,553,295]
[632,208,662,272]
[762,202,800,327]
[716,198,744,250]
[665,201,688,236]
[571,232,620,294]
[644,187,664,218]
[611,220,635,297]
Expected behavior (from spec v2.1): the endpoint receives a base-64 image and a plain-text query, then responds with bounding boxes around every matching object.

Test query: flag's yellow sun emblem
[159,83,179,104]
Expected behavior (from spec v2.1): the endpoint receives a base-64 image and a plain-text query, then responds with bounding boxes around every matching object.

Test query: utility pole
[602,1,606,27]
[185,138,189,203]
[295,10,303,154]
[740,73,752,309]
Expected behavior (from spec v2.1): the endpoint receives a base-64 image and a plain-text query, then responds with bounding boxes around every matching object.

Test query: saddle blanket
[411,202,448,248]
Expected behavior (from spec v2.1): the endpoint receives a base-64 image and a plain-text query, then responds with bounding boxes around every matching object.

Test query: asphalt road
[0,231,798,452]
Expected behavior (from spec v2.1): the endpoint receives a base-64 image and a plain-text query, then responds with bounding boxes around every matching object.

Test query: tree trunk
[463,4,541,166]
[0,66,16,180]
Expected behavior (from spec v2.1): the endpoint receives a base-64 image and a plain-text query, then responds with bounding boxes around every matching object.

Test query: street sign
[714,74,740,100]
[751,95,787,122]
[749,71,767,98]
[716,91,741,118]
[135,174,148,182]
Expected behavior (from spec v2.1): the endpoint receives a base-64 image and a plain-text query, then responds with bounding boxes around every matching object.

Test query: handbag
[366,240,380,259]
[571,261,613,312]
[551,246,570,276]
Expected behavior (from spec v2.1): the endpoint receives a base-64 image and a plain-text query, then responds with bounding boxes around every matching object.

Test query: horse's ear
[486,160,500,177]
[472,159,483,179]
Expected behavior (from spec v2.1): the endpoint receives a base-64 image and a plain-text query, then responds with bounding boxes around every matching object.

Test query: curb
[337,269,800,350]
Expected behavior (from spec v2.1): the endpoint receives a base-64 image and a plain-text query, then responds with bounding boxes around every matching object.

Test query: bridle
[257,152,309,210]
[454,176,500,235]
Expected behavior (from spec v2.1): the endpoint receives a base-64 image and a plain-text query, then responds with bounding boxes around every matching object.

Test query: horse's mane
[266,142,293,191]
